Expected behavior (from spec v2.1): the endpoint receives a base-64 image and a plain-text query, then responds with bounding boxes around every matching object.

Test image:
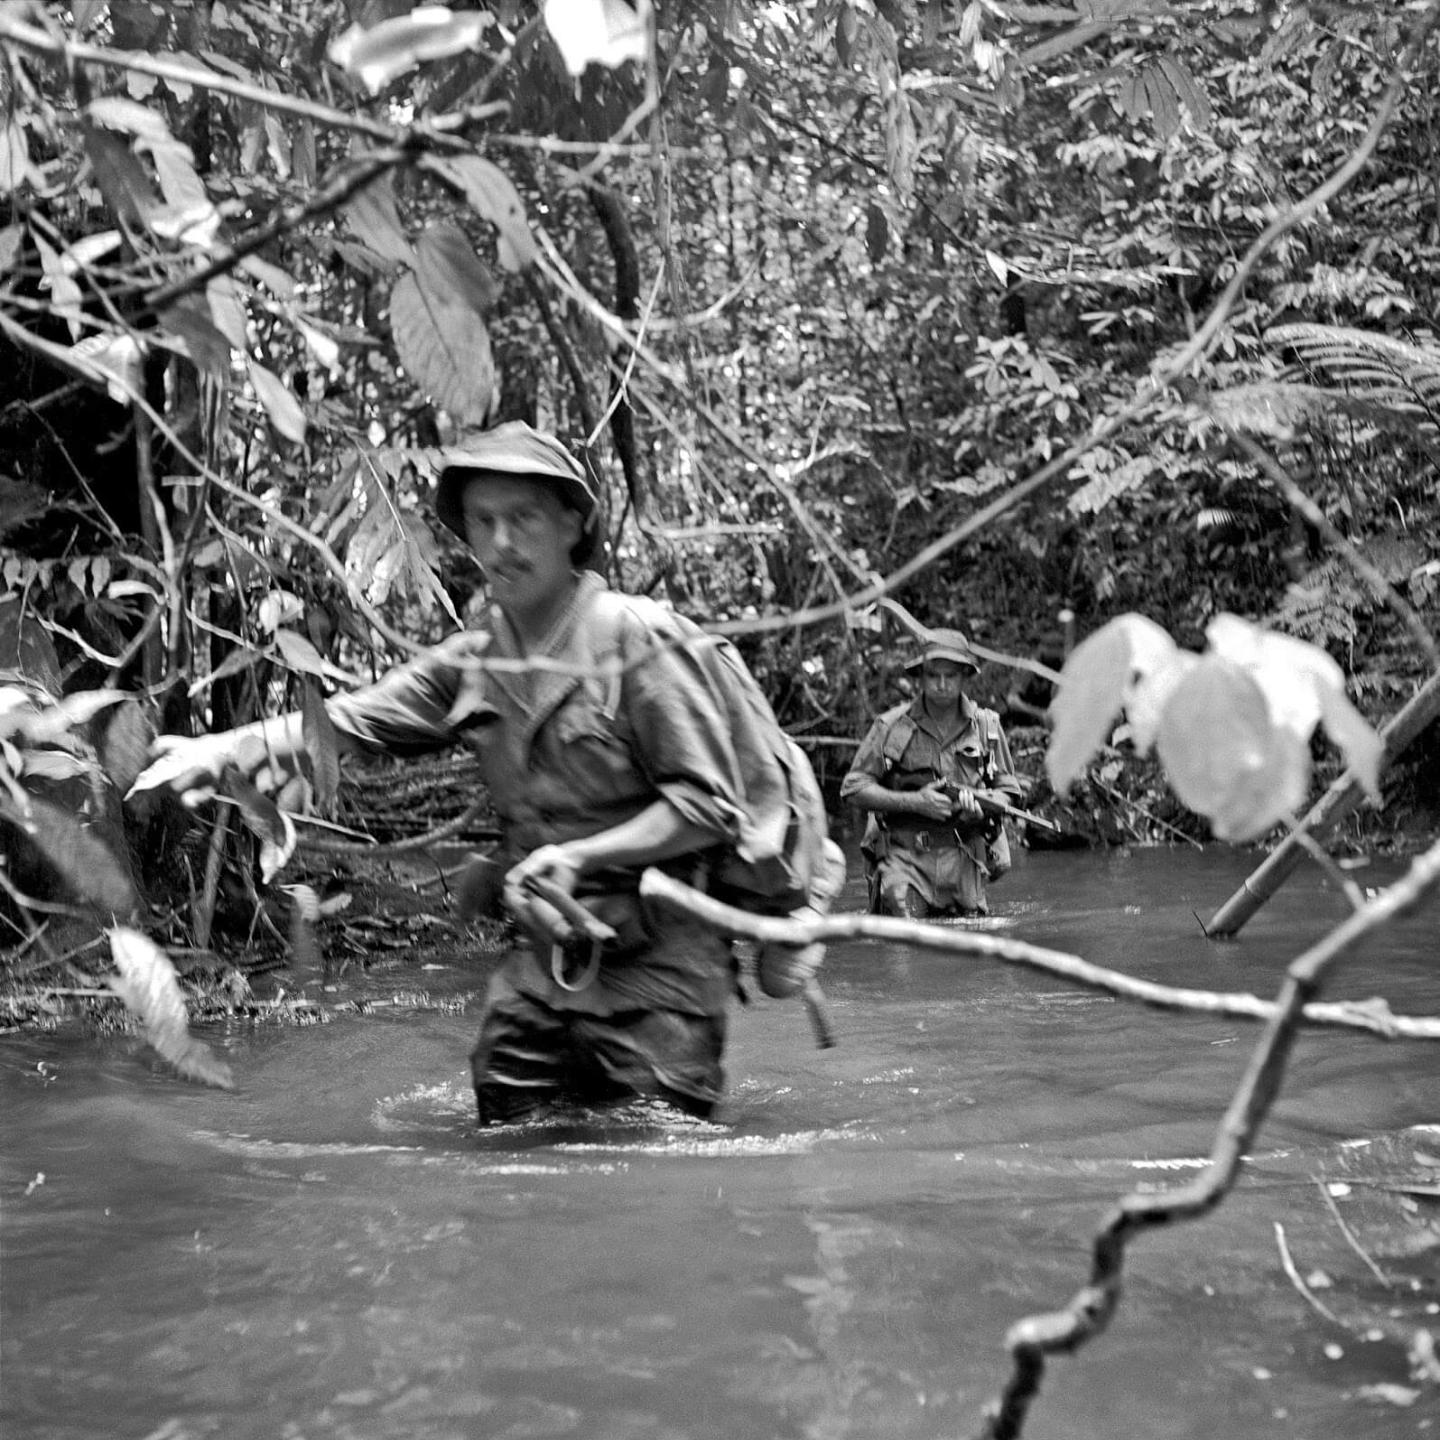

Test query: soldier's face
[460,475,581,616]
[921,660,968,702]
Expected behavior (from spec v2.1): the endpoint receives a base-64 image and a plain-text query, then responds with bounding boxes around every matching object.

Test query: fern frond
[1195,506,1242,533]
[1202,382,1330,438]
[1202,379,1428,439]
[1266,323,1440,432]
[1360,532,1427,584]
[1270,559,1362,648]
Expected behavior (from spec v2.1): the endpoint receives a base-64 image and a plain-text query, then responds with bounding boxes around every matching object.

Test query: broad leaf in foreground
[107,927,234,1090]
[1047,613,1383,842]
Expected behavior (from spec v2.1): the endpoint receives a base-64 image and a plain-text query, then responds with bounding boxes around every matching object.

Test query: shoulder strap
[879,707,916,766]
[582,587,631,721]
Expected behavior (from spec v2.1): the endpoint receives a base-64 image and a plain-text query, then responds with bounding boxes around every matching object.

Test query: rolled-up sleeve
[325,634,483,757]
[839,718,888,800]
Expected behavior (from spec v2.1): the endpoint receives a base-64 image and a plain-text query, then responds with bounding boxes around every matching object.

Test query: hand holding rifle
[938,780,1061,835]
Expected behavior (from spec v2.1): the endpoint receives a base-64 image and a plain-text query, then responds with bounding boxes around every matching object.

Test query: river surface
[3,846,1437,1440]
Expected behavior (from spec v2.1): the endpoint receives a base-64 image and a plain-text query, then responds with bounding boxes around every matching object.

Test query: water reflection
[2,847,1436,1440]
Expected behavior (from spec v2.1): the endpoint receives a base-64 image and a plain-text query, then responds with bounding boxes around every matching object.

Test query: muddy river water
[3,846,1436,1440]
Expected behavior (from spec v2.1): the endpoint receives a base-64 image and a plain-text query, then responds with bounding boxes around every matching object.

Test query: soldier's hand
[127,733,243,808]
[947,784,982,820]
[503,844,582,944]
[912,782,954,821]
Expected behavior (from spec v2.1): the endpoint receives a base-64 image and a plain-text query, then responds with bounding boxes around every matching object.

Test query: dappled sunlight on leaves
[328,8,494,96]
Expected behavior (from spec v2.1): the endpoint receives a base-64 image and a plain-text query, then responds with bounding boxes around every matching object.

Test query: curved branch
[1234,433,1440,673]
[638,865,1440,1041]
[977,835,1440,1439]
[537,0,1440,648]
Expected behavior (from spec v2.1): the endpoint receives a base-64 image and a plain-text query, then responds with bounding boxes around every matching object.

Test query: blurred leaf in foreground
[107,927,235,1090]
[1047,613,1384,842]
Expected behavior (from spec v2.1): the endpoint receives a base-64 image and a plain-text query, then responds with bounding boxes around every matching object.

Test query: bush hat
[434,421,599,539]
[904,627,980,673]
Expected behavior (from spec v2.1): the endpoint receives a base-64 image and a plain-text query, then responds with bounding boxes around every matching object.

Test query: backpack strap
[581,587,631,723]
[878,707,916,769]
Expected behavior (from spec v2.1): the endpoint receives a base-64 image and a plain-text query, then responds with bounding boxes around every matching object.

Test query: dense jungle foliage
[2,0,1439,984]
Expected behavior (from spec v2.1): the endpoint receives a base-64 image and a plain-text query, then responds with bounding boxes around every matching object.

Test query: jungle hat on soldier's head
[434,421,599,543]
[904,628,981,673]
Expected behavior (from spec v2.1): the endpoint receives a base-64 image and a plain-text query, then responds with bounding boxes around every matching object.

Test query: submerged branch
[975,836,1440,1440]
[644,840,1440,1438]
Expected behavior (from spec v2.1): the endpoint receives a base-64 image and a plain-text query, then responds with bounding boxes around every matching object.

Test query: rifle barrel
[978,793,1062,834]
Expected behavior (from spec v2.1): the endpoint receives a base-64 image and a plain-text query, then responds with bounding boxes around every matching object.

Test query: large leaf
[342,175,413,265]
[1205,614,1383,802]
[86,95,173,143]
[107,927,234,1089]
[247,358,307,443]
[1157,54,1212,130]
[19,749,90,781]
[420,155,538,271]
[301,681,341,818]
[207,275,248,350]
[273,627,352,687]
[0,792,139,916]
[1,117,35,195]
[1155,658,1309,841]
[414,221,499,312]
[160,296,233,376]
[99,697,155,798]
[1016,19,1113,71]
[69,330,145,404]
[389,269,496,425]
[542,0,652,76]
[1046,614,1178,792]
[34,234,85,341]
[1140,62,1180,143]
[329,7,494,95]
[82,125,160,225]
[15,686,125,746]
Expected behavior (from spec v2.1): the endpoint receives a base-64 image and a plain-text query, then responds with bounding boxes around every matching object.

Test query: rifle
[939,782,1061,835]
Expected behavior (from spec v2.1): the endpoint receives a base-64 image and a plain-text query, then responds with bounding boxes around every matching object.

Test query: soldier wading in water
[135,422,843,1125]
[842,630,1024,920]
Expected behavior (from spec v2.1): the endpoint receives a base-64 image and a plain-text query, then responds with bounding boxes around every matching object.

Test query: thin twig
[196,799,231,953]
[1237,434,1440,673]
[1314,1175,1394,1288]
[1290,828,1366,911]
[1089,776,1203,849]
[1274,1221,1345,1327]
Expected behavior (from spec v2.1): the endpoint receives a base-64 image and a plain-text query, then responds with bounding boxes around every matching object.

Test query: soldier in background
[842,630,1024,919]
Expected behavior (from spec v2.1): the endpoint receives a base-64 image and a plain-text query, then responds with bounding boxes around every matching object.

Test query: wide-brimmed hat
[904,627,980,672]
[434,421,598,539]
